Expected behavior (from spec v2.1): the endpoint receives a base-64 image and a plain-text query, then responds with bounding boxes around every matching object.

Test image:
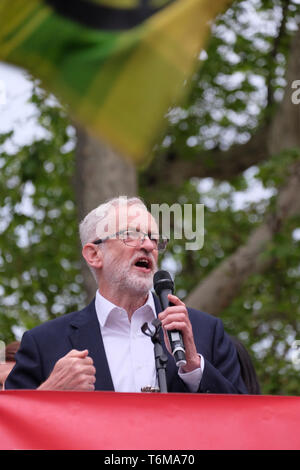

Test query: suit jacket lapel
[68,300,114,391]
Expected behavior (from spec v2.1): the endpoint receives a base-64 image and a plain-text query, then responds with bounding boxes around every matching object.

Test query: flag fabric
[0,0,231,165]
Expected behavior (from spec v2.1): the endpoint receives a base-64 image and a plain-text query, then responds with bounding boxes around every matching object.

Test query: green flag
[0,0,231,165]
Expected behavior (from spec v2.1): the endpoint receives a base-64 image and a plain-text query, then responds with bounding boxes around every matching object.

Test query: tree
[0,85,86,343]
[0,0,299,394]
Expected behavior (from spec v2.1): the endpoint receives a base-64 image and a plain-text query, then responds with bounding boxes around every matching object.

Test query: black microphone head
[153,270,174,295]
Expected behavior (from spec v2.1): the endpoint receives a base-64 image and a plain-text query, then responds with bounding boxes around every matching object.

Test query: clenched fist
[38,349,96,391]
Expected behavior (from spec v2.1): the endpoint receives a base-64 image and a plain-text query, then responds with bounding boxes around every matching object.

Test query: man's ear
[82,243,103,270]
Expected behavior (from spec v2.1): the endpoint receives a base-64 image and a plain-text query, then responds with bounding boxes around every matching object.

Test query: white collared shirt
[95,290,203,393]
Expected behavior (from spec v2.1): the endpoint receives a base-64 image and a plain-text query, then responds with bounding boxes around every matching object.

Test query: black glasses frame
[92,229,168,253]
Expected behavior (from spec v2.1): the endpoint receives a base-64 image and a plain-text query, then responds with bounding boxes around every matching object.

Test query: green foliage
[0,83,86,342]
[221,213,300,396]
[154,0,298,158]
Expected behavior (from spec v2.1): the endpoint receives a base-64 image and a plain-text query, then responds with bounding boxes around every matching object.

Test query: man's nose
[140,235,155,251]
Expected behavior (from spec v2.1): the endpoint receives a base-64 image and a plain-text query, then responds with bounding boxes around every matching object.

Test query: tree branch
[141,125,270,188]
[185,160,300,315]
[142,25,300,188]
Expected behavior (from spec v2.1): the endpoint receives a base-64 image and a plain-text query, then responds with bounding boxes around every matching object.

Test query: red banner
[0,391,299,450]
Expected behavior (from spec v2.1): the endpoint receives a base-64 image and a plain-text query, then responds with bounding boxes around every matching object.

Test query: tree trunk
[267,27,300,153]
[74,126,137,301]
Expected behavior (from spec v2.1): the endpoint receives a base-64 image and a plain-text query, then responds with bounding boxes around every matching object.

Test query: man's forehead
[95,203,158,238]
[116,204,158,231]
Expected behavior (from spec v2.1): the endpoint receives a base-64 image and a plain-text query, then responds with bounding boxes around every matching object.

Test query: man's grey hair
[79,196,147,247]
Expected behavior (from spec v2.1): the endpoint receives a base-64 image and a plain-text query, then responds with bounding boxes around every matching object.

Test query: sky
[0,62,47,152]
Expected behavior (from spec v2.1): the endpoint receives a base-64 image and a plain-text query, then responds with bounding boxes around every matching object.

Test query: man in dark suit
[5,196,247,394]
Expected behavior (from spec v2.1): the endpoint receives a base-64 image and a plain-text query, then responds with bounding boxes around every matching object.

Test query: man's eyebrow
[127,227,159,235]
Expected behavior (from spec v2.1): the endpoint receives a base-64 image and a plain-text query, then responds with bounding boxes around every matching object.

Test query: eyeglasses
[92,229,168,253]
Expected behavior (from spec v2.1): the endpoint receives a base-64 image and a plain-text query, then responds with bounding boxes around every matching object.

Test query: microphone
[153,270,187,368]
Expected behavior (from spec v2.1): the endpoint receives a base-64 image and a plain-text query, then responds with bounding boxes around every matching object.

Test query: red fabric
[0,391,299,449]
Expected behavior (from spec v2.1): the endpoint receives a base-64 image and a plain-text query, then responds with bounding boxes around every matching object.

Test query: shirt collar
[95,289,156,327]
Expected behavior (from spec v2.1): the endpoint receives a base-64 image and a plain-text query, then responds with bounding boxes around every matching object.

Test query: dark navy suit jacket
[5,295,248,393]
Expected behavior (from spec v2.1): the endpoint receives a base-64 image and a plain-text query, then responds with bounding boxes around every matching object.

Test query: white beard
[101,248,156,296]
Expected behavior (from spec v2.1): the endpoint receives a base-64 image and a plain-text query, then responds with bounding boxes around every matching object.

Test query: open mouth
[134,257,152,272]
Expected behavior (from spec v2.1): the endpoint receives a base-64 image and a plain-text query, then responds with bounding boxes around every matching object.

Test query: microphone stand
[141,319,168,393]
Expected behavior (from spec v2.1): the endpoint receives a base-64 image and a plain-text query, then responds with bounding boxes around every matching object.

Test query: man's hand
[38,349,96,391]
[158,294,201,373]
